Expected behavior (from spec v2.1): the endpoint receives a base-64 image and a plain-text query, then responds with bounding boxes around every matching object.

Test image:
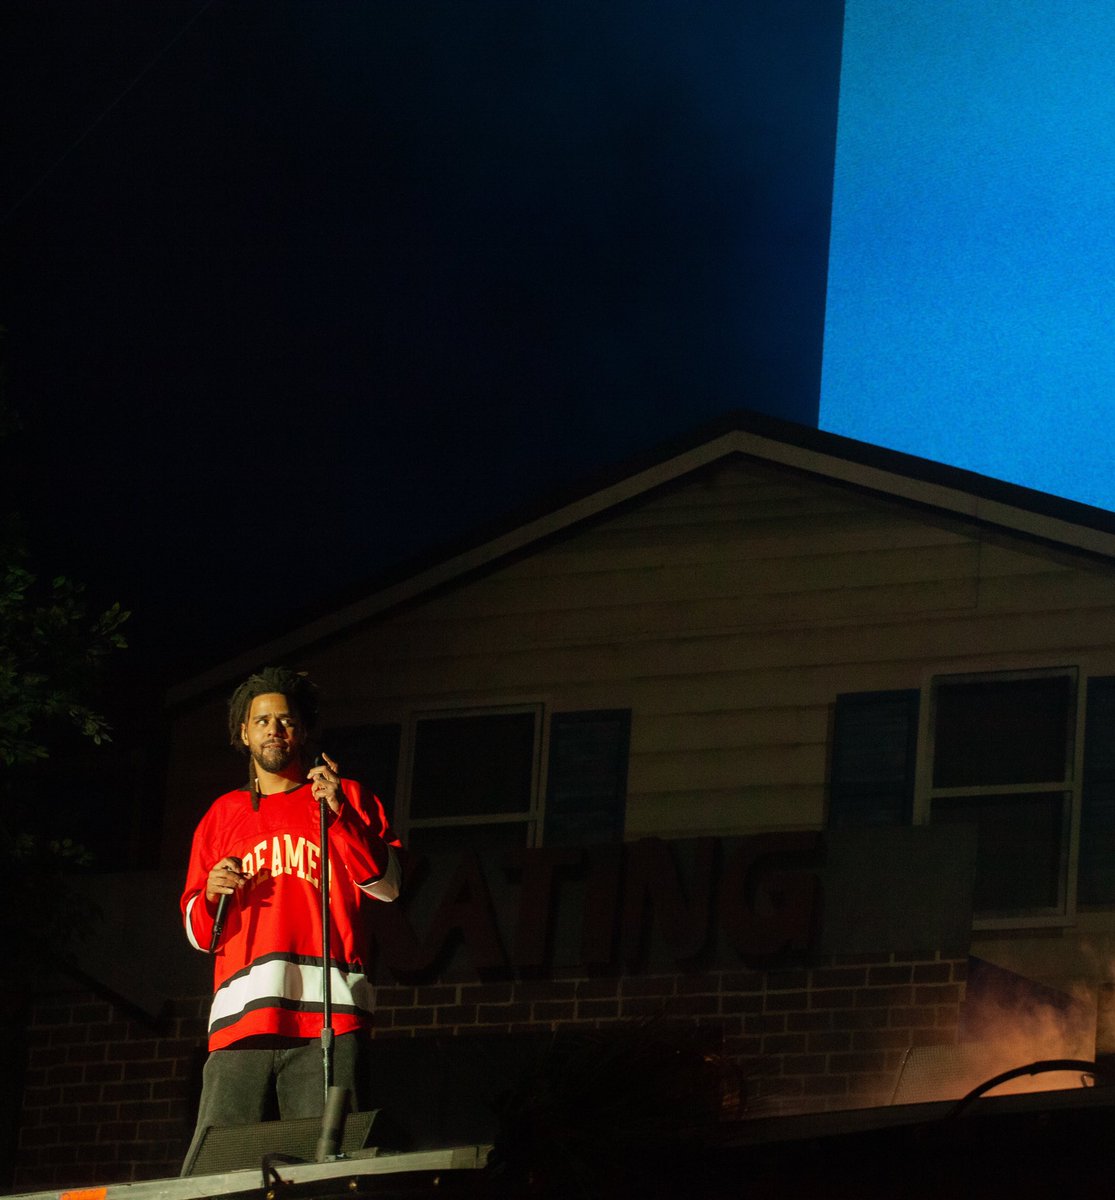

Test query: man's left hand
[309,752,344,814]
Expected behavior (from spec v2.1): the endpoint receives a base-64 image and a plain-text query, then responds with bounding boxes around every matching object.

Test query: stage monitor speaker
[182,1108,380,1176]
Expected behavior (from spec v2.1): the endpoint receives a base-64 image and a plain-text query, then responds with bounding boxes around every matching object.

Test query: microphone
[209,892,230,954]
[209,855,245,952]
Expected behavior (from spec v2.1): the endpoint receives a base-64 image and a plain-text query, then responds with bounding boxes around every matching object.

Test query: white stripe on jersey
[360,846,401,901]
[185,894,205,952]
[209,959,375,1032]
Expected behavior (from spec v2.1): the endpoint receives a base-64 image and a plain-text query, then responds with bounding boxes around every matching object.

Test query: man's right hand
[206,856,245,904]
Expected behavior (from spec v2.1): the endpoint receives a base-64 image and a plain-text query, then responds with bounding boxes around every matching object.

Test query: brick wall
[369,953,967,1114]
[13,994,208,1191]
[10,952,966,1192]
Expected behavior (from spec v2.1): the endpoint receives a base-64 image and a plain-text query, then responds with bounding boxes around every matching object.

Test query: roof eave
[167,413,1115,707]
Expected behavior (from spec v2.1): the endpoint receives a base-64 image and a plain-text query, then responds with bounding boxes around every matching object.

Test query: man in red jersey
[180,667,401,1171]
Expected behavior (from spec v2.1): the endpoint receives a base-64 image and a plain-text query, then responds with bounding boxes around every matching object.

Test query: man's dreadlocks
[227,667,320,809]
[228,667,319,748]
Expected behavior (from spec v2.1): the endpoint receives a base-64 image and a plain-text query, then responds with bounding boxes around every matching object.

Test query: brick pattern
[11,954,966,1190]
[370,954,967,1115]
[14,995,208,1190]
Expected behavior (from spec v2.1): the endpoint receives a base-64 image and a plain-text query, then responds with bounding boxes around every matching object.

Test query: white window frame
[398,702,547,849]
[918,666,1082,931]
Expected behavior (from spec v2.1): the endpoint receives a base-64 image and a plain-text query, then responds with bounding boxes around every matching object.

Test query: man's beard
[252,743,298,774]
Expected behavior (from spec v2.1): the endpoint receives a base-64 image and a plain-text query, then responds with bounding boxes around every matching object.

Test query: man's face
[240,692,304,774]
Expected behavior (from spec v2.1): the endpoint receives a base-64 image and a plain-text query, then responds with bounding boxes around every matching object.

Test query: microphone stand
[315,758,351,1162]
[317,757,334,1105]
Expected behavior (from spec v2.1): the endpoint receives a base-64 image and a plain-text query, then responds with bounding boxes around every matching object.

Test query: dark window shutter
[828,690,919,828]
[1079,676,1115,906]
[544,710,631,845]
[320,723,402,824]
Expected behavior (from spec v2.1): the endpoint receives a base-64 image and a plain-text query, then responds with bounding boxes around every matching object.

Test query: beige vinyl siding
[163,457,1115,864]
[627,785,823,839]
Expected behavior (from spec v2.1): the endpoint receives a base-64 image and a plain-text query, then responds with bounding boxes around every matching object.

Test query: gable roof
[168,409,1115,706]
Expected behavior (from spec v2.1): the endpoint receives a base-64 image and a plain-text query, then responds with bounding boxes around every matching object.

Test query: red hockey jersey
[181,779,401,1050]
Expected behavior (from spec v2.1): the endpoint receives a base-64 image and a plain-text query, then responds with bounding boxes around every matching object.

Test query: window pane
[411,712,536,819]
[933,792,1066,913]
[933,676,1073,788]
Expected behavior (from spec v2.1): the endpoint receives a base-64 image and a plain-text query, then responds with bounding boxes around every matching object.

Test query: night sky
[2,1,843,679]
[822,1,1115,516]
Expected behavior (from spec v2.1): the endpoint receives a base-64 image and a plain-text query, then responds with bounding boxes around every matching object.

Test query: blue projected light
[820,2,1115,512]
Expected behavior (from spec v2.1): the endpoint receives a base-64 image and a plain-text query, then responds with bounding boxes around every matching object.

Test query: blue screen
[820,2,1115,511]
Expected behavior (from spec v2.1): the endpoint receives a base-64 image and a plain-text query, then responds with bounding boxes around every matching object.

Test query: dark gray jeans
[181,1033,360,1175]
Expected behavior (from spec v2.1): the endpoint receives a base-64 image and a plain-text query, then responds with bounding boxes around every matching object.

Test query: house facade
[12,413,1115,1188]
